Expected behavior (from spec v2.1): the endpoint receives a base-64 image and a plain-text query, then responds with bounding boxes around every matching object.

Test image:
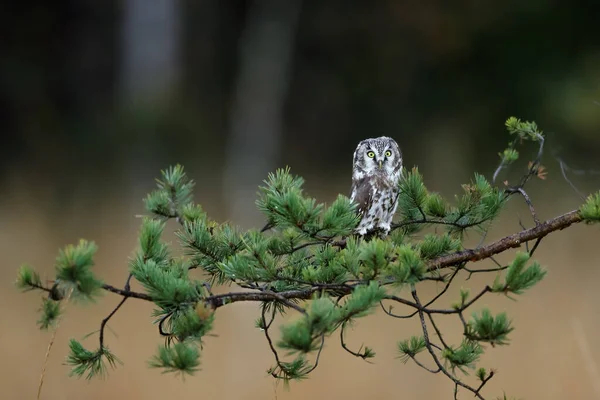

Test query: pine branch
[93,209,581,311]
[16,116,600,399]
[410,286,487,399]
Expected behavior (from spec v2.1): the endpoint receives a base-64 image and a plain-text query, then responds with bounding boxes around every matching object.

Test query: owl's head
[352,136,402,179]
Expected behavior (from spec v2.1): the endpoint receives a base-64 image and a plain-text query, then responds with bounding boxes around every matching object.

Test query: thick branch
[102,283,152,301]
[426,210,582,272]
[207,286,337,309]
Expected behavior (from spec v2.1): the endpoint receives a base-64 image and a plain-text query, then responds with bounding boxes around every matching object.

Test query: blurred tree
[223,0,303,228]
[120,0,180,101]
[3,0,600,191]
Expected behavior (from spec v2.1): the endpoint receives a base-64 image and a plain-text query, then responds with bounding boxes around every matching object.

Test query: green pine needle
[442,339,484,374]
[256,168,323,234]
[180,203,206,223]
[66,339,122,379]
[144,165,195,218]
[505,117,543,141]
[15,264,42,291]
[418,234,461,259]
[492,252,546,295]
[340,282,386,319]
[37,298,62,330]
[452,287,470,309]
[278,319,316,354]
[320,194,360,237]
[171,306,214,342]
[498,117,544,170]
[398,168,428,219]
[130,258,199,308]
[144,190,174,218]
[580,191,600,223]
[499,148,519,163]
[358,239,393,278]
[361,346,376,359]
[138,217,170,263]
[55,239,103,301]
[397,336,426,363]
[308,297,339,334]
[386,245,425,284]
[424,193,447,218]
[149,342,201,377]
[477,367,487,381]
[466,309,513,345]
[268,355,313,386]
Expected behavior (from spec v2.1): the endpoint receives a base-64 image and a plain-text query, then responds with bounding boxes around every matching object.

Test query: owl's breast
[372,173,398,191]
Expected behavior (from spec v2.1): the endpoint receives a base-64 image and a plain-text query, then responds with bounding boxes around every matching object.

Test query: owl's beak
[378,160,383,169]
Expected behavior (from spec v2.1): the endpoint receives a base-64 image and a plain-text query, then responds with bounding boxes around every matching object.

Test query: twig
[427,314,449,349]
[381,266,461,319]
[102,283,152,301]
[465,264,508,280]
[409,354,441,374]
[262,290,307,314]
[262,307,282,376]
[556,157,597,201]
[99,274,134,348]
[340,322,373,361]
[529,237,543,256]
[303,335,326,374]
[474,370,495,397]
[158,312,174,337]
[99,297,128,348]
[411,286,486,399]
[511,187,540,226]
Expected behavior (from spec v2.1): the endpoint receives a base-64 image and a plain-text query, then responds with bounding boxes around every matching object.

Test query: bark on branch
[426,209,582,272]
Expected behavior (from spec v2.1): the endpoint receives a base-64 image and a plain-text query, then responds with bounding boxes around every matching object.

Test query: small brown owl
[350,137,403,236]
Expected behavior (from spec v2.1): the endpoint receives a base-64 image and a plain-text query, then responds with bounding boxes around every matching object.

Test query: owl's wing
[350,177,373,217]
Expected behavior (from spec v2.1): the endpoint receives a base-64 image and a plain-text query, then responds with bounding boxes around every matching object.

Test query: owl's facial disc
[368,146,393,171]
[353,136,401,180]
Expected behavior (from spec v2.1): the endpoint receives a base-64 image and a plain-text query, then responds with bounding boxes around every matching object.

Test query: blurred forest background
[2,1,600,399]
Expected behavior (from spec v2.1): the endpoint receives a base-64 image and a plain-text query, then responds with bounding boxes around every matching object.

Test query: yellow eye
[367,151,375,158]
[385,150,392,157]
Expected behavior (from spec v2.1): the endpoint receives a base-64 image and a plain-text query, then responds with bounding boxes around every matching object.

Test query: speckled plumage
[350,136,403,235]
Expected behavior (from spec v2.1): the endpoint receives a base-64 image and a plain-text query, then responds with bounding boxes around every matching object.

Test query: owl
[350,136,403,236]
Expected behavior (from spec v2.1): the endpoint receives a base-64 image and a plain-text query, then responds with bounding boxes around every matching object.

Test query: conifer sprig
[66,339,122,380]
[397,336,426,363]
[148,342,201,377]
[580,191,600,223]
[393,169,506,237]
[54,239,103,302]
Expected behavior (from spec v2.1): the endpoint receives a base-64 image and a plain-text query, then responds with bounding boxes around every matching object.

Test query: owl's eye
[367,151,375,158]
[385,150,392,157]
